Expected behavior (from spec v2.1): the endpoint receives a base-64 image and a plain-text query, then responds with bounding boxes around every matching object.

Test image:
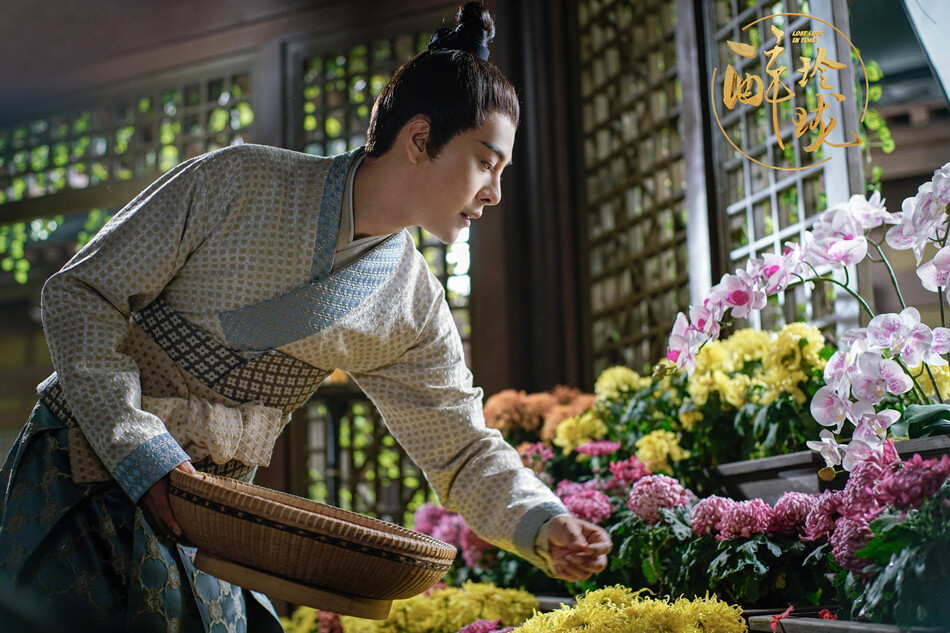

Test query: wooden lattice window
[704,0,864,333]
[287,21,473,364]
[0,57,256,286]
[292,388,435,525]
[575,0,691,376]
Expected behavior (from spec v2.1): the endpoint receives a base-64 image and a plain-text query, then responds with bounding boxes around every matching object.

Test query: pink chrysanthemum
[460,522,496,568]
[690,495,734,537]
[520,441,555,469]
[770,492,819,536]
[413,503,466,548]
[877,453,950,510]
[317,611,342,633]
[604,456,651,493]
[830,516,874,573]
[555,479,597,497]
[804,490,842,541]
[561,487,614,525]
[457,619,513,633]
[716,498,774,540]
[840,443,900,524]
[576,440,621,456]
[626,474,695,524]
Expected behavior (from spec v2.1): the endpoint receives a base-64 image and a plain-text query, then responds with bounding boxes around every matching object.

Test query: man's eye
[482,161,495,172]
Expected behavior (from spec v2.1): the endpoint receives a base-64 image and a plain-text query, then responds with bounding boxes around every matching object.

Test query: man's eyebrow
[480,141,512,167]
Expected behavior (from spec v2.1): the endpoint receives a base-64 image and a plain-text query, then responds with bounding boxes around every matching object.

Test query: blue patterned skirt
[0,404,283,632]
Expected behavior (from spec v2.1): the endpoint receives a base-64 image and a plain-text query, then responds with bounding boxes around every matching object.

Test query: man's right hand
[141,460,197,539]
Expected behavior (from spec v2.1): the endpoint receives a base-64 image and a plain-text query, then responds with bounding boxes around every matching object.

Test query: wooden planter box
[712,436,950,504]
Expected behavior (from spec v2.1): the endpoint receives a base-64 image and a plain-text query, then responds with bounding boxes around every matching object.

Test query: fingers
[553,550,609,582]
[142,476,184,539]
[177,460,197,475]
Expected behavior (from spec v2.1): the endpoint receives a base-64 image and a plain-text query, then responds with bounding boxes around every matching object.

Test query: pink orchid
[761,243,805,294]
[668,312,705,374]
[850,352,913,403]
[810,386,874,433]
[847,191,893,230]
[804,203,870,269]
[916,245,950,293]
[866,308,934,366]
[806,429,844,467]
[842,439,875,472]
[689,302,722,340]
[854,409,900,447]
[718,271,766,319]
[886,186,946,263]
[823,348,857,399]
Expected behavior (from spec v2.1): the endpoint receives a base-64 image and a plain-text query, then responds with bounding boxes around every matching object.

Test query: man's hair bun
[428,2,494,61]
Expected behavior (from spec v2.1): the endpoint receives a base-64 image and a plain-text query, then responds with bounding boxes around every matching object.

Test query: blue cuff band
[113,433,190,502]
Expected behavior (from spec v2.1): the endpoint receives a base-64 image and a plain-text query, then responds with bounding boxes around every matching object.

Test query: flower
[626,474,694,524]
[414,503,462,546]
[850,352,913,403]
[460,523,496,568]
[916,244,950,294]
[552,410,607,455]
[604,456,650,492]
[830,516,874,573]
[559,486,614,525]
[575,440,621,457]
[716,498,774,540]
[810,386,873,434]
[806,429,845,467]
[634,430,690,475]
[718,269,766,319]
[690,495,733,536]
[594,366,641,400]
[770,492,818,536]
[761,243,805,294]
[457,619,510,633]
[804,490,842,541]
[866,307,937,367]
[668,312,706,373]
[848,191,891,230]
[877,453,950,510]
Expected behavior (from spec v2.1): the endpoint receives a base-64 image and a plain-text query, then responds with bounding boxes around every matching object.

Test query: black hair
[364,2,520,159]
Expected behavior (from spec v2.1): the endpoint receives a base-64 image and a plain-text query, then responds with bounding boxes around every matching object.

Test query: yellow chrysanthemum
[712,370,753,409]
[722,328,771,367]
[678,408,703,432]
[553,410,607,455]
[594,366,642,400]
[687,371,715,406]
[693,339,731,375]
[512,586,745,633]
[776,321,827,370]
[755,364,808,405]
[340,582,538,633]
[635,429,690,474]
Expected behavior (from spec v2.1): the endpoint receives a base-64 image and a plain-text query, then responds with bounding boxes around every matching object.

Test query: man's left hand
[547,515,612,582]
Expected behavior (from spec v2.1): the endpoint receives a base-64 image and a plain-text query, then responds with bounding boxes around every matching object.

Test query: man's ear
[404,116,431,165]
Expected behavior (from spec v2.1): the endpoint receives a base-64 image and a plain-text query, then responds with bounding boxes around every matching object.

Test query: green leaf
[866,61,883,82]
[903,404,950,437]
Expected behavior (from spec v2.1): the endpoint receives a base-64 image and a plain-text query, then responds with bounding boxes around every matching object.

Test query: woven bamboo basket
[169,470,457,618]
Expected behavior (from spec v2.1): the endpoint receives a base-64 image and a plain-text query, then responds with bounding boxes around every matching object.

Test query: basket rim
[170,470,457,562]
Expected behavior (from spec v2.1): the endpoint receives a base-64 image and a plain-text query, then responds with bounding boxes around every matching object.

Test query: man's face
[414,112,516,244]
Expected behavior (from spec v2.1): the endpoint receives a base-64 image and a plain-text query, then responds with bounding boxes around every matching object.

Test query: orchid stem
[941,287,947,330]
[924,363,945,403]
[898,358,932,405]
[871,242,906,311]
[787,272,875,320]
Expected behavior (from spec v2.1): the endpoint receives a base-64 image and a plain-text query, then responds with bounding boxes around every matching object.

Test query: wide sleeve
[41,152,230,502]
[347,294,570,573]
